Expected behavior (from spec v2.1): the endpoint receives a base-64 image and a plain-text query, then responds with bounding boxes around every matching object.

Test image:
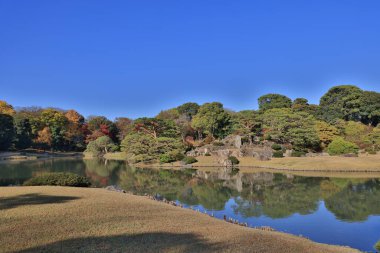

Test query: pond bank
[141,154,380,173]
[0,186,359,253]
[0,151,83,161]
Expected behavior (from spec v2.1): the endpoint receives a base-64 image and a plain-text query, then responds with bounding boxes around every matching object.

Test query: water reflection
[1,158,380,251]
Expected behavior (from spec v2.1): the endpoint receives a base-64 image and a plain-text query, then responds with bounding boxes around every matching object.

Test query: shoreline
[137,155,380,173]
[0,186,360,253]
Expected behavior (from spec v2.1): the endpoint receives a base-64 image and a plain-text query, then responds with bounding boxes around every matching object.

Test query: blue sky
[1,0,379,119]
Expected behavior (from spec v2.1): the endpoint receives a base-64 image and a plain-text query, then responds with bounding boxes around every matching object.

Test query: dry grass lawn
[187,153,380,172]
[0,186,360,253]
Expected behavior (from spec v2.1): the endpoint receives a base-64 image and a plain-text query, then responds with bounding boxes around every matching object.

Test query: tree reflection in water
[2,158,380,223]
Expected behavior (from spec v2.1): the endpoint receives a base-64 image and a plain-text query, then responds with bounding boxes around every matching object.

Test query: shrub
[205,153,211,156]
[228,156,240,165]
[291,151,306,157]
[24,172,91,187]
[212,141,224,146]
[368,150,377,155]
[375,240,380,251]
[327,138,359,156]
[271,144,282,151]
[159,154,175,163]
[203,135,214,145]
[273,151,284,158]
[182,156,198,165]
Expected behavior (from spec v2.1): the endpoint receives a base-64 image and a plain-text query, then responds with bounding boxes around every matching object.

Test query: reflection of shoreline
[195,167,380,179]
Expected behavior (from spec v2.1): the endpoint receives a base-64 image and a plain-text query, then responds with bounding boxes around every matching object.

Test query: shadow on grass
[16,232,221,253]
[0,193,79,210]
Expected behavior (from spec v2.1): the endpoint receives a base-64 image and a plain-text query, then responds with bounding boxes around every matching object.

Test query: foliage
[232,110,262,143]
[134,117,179,139]
[228,156,240,165]
[159,153,176,163]
[35,127,53,149]
[40,109,68,149]
[272,151,284,158]
[375,240,380,251]
[315,121,339,148]
[212,141,224,146]
[327,138,359,156]
[177,102,200,120]
[360,91,380,126]
[336,120,372,148]
[262,109,320,151]
[23,172,90,187]
[291,151,306,157]
[0,85,379,155]
[64,110,86,150]
[121,132,184,163]
[192,102,231,139]
[156,108,180,121]
[364,127,380,151]
[114,117,133,141]
[0,114,15,150]
[319,85,363,122]
[86,136,118,156]
[271,144,282,151]
[13,114,32,149]
[182,156,198,164]
[258,94,292,111]
[0,100,16,115]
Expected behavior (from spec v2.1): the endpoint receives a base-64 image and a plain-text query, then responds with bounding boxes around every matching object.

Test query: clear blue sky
[1,1,379,119]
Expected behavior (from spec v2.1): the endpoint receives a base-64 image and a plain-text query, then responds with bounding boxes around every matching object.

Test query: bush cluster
[228,156,240,165]
[182,156,198,165]
[212,141,225,146]
[291,151,306,157]
[24,172,91,187]
[375,240,380,251]
[327,138,359,156]
[271,144,282,151]
[273,151,284,158]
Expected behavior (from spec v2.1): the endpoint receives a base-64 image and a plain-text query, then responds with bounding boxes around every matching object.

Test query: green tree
[360,91,380,126]
[156,108,180,121]
[338,121,372,148]
[0,114,15,150]
[85,136,118,156]
[17,107,43,139]
[364,127,380,151]
[177,102,200,120]
[0,100,15,115]
[292,98,321,117]
[121,133,157,162]
[191,102,231,139]
[315,121,339,148]
[13,113,32,149]
[121,132,184,163]
[40,109,68,150]
[134,117,179,139]
[232,110,262,144]
[327,137,359,155]
[319,85,363,122]
[258,94,292,111]
[262,108,320,151]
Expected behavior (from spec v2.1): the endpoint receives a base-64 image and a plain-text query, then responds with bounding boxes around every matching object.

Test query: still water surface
[1,158,380,252]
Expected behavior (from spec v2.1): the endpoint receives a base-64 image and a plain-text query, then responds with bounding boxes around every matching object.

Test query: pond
[1,158,380,252]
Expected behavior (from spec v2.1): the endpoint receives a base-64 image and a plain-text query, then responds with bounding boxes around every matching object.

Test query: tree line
[0,85,379,162]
